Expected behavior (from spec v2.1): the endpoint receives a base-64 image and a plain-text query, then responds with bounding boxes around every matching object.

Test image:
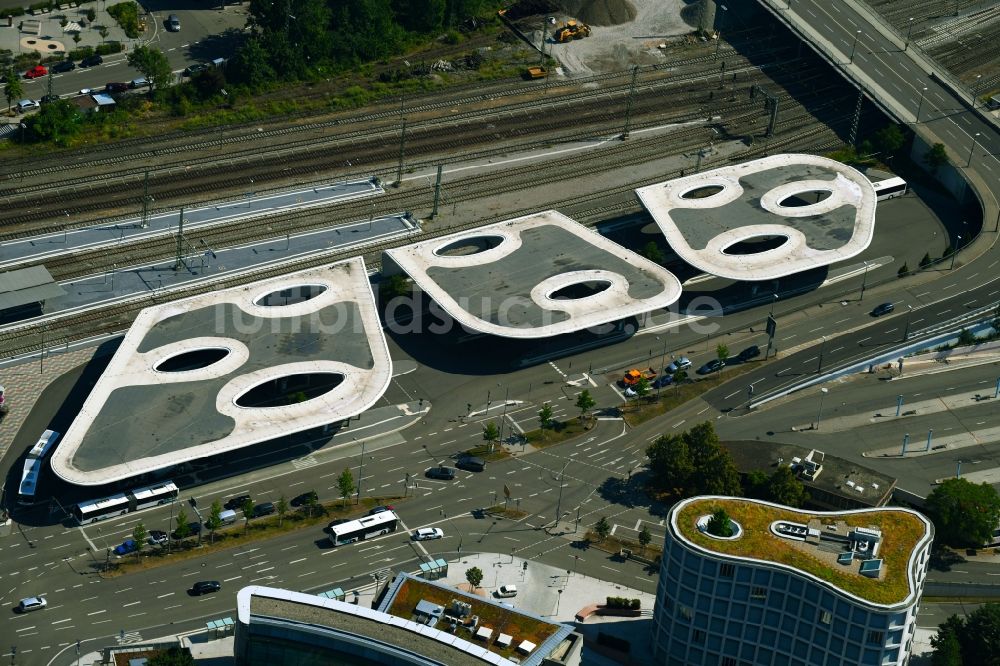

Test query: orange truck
[622,368,657,386]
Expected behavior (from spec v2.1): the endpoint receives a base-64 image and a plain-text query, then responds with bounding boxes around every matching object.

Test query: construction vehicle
[622,368,657,387]
[524,66,547,79]
[554,19,591,43]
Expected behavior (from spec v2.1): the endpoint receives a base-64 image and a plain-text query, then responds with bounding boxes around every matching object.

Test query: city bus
[73,493,131,525]
[329,510,399,546]
[17,430,60,505]
[872,176,907,201]
[128,481,179,511]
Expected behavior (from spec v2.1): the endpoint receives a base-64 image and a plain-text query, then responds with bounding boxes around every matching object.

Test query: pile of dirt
[558,0,638,26]
[505,0,638,26]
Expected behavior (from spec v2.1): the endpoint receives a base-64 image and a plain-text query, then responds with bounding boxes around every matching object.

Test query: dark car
[456,456,486,472]
[114,539,138,556]
[736,345,761,362]
[367,505,395,516]
[171,522,202,539]
[191,581,220,596]
[184,63,209,77]
[148,530,168,546]
[290,490,318,507]
[871,302,895,317]
[252,502,275,518]
[425,466,456,480]
[80,54,103,68]
[651,375,673,389]
[51,60,76,73]
[105,82,128,94]
[696,359,725,375]
[224,494,251,511]
[40,94,60,104]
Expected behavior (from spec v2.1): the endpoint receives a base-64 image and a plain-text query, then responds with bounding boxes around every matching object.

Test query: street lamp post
[902,305,914,341]
[859,260,869,301]
[967,132,981,167]
[950,235,962,270]
[915,86,927,122]
[972,74,982,107]
[554,461,569,525]
[904,17,914,51]
[815,387,829,430]
[355,438,366,504]
[850,30,862,64]
[817,336,827,373]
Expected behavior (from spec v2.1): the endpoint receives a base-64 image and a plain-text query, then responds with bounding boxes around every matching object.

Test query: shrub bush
[29,1,54,12]
[86,7,95,21]
[919,252,931,268]
[96,41,124,55]
[630,598,641,610]
[68,46,95,60]
[1,7,26,17]
[106,1,139,38]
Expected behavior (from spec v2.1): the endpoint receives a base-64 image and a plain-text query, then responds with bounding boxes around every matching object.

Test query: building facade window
[721,563,735,577]
[819,611,832,625]
[750,586,767,600]
[866,630,884,645]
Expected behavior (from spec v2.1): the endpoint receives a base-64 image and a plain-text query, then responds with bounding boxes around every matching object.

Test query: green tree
[716,343,729,375]
[920,252,932,268]
[743,469,770,500]
[205,499,223,543]
[304,492,322,518]
[576,389,596,421]
[929,630,961,666]
[960,603,1000,665]
[646,422,740,497]
[337,468,355,507]
[926,478,1000,547]
[24,99,82,146]
[193,68,226,100]
[3,66,23,112]
[482,421,500,450]
[924,142,949,172]
[646,433,694,496]
[638,525,652,553]
[594,516,611,542]
[898,262,909,277]
[276,495,289,526]
[146,646,195,666]
[127,45,173,92]
[174,507,191,540]
[465,566,483,589]
[132,522,147,561]
[538,402,553,432]
[635,374,651,402]
[228,36,276,89]
[706,508,734,537]
[872,124,905,156]
[957,328,977,346]
[766,466,808,507]
[241,498,255,535]
[642,240,665,265]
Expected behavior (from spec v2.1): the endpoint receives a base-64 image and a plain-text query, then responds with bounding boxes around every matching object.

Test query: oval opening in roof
[433,235,505,257]
[680,185,724,199]
[722,235,789,255]
[155,348,230,373]
[235,373,345,408]
[779,190,832,207]
[549,280,612,300]
[253,284,327,307]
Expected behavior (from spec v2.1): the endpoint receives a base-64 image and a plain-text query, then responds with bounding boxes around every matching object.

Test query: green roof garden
[673,497,932,607]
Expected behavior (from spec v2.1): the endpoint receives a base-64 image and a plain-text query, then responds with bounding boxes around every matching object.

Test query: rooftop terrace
[671,497,933,608]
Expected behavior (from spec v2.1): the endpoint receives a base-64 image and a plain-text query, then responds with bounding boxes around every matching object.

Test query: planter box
[595,606,641,618]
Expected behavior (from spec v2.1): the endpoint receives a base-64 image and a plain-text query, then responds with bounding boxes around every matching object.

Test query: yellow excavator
[554,19,591,43]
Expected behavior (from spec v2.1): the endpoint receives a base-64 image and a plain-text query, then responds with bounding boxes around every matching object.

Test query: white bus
[73,493,131,525]
[18,430,60,505]
[329,511,399,546]
[128,481,179,511]
[872,177,907,201]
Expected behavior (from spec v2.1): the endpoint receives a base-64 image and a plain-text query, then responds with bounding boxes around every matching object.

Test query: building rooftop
[670,496,933,608]
[635,154,876,281]
[379,573,575,666]
[383,210,682,338]
[50,258,391,486]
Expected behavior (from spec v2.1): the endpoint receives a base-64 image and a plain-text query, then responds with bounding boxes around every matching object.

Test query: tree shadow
[929,546,967,572]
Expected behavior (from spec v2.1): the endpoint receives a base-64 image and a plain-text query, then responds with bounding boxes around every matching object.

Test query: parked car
[425,466,456,480]
[871,302,895,317]
[494,584,517,598]
[129,77,150,89]
[105,82,128,94]
[148,530,168,546]
[666,357,692,373]
[623,386,637,397]
[184,63,209,77]
[190,581,220,596]
[78,88,93,96]
[736,345,761,362]
[171,522,202,539]
[80,54,103,67]
[114,539,138,556]
[24,65,47,79]
[16,596,46,613]
[51,60,76,73]
[224,494,251,511]
[368,505,394,516]
[16,99,40,113]
[456,456,486,472]
[651,375,673,389]
[40,93,60,104]
[697,359,726,375]
[290,490,318,507]
[412,527,444,541]
[166,13,181,31]
[252,501,275,518]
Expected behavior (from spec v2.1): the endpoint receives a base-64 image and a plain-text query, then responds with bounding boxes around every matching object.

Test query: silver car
[166,14,181,31]
[17,596,46,613]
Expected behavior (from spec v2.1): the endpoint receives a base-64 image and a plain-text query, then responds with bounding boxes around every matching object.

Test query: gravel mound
[559,0,638,26]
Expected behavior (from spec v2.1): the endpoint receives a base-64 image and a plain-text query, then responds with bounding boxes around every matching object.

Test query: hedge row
[605,597,641,610]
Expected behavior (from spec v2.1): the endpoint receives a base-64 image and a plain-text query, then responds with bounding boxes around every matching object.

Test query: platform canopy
[0,265,65,311]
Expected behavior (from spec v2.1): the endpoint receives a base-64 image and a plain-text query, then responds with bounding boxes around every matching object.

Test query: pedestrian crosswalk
[117,631,143,645]
[291,455,319,470]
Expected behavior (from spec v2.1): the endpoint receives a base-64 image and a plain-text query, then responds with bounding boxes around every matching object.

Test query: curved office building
[653,496,933,666]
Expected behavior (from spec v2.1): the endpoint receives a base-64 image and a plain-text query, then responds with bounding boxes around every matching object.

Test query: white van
[218,509,238,526]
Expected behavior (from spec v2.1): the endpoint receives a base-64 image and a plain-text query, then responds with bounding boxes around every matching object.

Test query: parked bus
[329,510,399,546]
[128,481,179,511]
[872,176,907,201]
[17,430,60,506]
[73,493,130,525]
